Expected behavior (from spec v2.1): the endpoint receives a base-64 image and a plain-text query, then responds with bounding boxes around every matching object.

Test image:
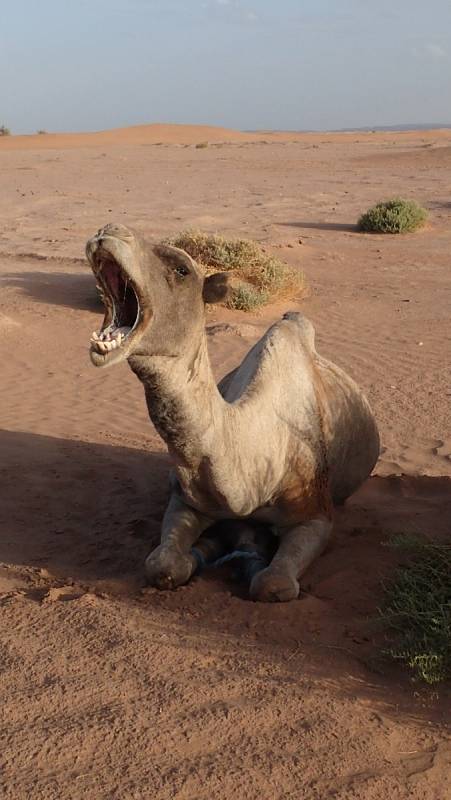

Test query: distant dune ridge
[0,123,261,149]
[2,121,451,150]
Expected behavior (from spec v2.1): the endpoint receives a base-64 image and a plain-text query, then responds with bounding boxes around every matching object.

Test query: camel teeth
[103,339,118,351]
[91,327,128,351]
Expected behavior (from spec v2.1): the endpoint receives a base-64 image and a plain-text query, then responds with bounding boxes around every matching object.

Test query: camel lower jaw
[89,309,153,366]
[89,248,147,366]
[89,323,134,366]
[89,301,143,365]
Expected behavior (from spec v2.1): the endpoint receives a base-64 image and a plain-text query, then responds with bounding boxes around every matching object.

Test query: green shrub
[358,198,427,233]
[0,125,11,136]
[228,285,269,311]
[165,230,305,310]
[380,536,451,684]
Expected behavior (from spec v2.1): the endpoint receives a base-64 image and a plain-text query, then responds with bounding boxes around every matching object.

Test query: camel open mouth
[90,255,142,358]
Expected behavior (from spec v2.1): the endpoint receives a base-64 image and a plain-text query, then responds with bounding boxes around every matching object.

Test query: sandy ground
[1,124,450,799]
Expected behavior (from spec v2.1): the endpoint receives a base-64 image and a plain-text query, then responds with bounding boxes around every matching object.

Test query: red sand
[1,124,450,799]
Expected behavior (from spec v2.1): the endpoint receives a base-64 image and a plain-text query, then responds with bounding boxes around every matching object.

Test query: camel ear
[202,272,231,304]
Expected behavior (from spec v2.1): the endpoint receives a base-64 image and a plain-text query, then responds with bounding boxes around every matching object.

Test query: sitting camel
[86,223,380,602]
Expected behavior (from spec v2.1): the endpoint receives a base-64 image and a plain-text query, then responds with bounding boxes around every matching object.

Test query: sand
[0,124,450,799]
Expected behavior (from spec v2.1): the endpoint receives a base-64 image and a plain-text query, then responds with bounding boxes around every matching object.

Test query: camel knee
[145,544,196,590]
[249,566,299,603]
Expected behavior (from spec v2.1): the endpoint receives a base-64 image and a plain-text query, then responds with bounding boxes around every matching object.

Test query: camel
[86,223,380,602]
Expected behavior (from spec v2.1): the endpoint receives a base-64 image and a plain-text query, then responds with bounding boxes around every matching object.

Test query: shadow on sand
[276,221,358,233]
[428,200,451,211]
[1,428,450,715]
[0,429,169,586]
[2,270,100,312]
[2,427,451,592]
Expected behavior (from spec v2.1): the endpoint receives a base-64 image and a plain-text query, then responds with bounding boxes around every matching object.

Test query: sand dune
[2,121,451,150]
[0,122,256,149]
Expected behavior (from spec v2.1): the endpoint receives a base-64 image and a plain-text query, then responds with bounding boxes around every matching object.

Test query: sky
[1,0,450,134]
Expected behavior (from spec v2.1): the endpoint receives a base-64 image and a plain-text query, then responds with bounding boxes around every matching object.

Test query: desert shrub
[195,142,209,149]
[0,125,11,136]
[380,535,451,684]
[228,285,269,311]
[358,198,427,233]
[258,256,288,291]
[166,230,305,310]
[37,129,47,134]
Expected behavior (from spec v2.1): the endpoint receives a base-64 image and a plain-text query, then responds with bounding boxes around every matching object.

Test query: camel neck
[129,331,226,467]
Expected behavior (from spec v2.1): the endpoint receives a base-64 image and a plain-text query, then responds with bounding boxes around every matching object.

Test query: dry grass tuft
[166,230,305,311]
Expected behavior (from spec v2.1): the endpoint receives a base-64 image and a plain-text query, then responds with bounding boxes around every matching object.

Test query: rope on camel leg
[191,548,269,579]
[191,547,208,574]
[212,550,268,581]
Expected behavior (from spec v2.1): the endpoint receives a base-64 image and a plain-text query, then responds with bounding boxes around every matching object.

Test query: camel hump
[281,311,316,353]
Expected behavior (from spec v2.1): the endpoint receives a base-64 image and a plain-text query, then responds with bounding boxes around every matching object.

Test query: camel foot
[249,567,300,603]
[145,545,196,590]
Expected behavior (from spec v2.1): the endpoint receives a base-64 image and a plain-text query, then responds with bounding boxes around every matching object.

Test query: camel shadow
[2,270,100,312]
[0,428,270,599]
[1,428,450,714]
[2,428,451,598]
[277,221,358,232]
[0,430,169,588]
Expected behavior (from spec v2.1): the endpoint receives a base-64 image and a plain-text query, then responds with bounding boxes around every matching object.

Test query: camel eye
[175,264,190,277]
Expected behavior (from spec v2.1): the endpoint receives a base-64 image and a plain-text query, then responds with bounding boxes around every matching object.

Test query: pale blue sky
[2,0,450,134]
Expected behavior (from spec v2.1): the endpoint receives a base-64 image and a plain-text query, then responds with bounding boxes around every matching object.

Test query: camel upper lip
[90,249,142,357]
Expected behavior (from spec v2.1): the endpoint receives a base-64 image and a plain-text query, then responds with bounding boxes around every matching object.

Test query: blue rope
[191,547,267,581]
[191,547,207,572]
[212,549,261,567]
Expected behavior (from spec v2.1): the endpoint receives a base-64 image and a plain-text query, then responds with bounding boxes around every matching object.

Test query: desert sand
[1,124,450,799]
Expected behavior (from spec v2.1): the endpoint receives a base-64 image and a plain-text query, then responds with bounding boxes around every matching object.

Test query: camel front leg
[145,492,212,590]
[249,517,332,602]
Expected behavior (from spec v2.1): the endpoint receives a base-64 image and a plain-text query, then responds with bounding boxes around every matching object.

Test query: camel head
[86,223,229,368]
